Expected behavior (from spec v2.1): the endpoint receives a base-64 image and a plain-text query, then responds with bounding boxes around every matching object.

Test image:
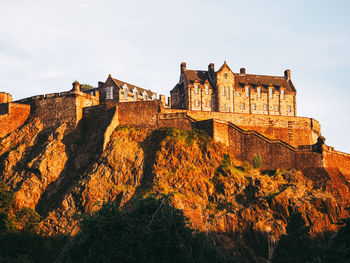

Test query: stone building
[99,74,157,103]
[170,62,297,116]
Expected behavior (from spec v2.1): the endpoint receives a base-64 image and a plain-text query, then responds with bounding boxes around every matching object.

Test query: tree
[62,196,234,263]
[272,212,315,263]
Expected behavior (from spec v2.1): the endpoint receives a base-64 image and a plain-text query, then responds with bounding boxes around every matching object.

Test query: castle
[0,62,349,175]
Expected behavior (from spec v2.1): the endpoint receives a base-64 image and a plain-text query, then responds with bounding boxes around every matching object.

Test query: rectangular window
[223,104,226,111]
[228,107,231,112]
[275,105,279,111]
[241,103,245,110]
[227,86,230,99]
[252,103,256,110]
[106,87,113,100]
[194,84,199,94]
[124,88,128,100]
[257,87,261,98]
[222,86,225,97]
[143,93,147,100]
[264,104,268,111]
[281,89,285,100]
[195,99,199,107]
[269,88,273,99]
[207,100,211,107]
[245,86,249,97]
[287,105,291,112]
[205,85,209,95]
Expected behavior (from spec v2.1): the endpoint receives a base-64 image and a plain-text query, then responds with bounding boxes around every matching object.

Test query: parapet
[0,92,13,104]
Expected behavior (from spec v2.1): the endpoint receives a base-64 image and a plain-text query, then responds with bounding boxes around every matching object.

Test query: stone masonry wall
[161,108,320,147]
[324,148,350,175]
[0,103,31,138]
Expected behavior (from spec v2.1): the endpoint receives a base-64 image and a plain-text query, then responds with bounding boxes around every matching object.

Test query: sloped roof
[181,67,295,93]
[234,74,296,92]
[110,77,155,96]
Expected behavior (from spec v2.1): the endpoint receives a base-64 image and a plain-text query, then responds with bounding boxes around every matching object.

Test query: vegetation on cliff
[0,119,349,262]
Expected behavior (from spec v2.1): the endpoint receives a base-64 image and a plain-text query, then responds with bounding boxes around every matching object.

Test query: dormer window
[205,85,209,95]
[152,94,156,100]
[133,89,137,101]
[257,87,261,98]
[281,89,285,100]
[269,88,273,99]
[106,86,113,100]
[245,86,249,97]
[123,85,128,100]
[194,84,199,94]
[143,91,147,100]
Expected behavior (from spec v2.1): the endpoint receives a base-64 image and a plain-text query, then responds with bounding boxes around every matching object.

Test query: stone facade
[170,62,297,117]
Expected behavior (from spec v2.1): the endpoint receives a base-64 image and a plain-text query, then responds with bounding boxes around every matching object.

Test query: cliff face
[0,118,349,262]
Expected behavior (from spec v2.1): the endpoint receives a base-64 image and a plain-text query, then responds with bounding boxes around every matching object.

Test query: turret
[72,80,80,92]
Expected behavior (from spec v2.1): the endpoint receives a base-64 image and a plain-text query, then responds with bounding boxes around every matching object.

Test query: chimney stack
[240,68,246,75]
[208,63,215,75]
[181,62,186,72]
[284,69,291,81]
[72,80,80,92]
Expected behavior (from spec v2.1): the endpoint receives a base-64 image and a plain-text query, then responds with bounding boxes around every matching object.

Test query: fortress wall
[117,100,159,128]
[324,149,350,176]
[0,103,30,138]
[226,122,323,170]
[161,108,320,146]
[33,91,99,129]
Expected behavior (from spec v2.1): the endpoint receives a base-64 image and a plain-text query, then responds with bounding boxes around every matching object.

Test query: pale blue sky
[0,0,349,152]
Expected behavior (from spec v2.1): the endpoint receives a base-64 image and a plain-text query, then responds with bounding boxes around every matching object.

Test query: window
[269,88,273,99]
[206,100,211,107]
[143,92,147,100]
[252,103,256,110]
[227,86,230,99]
[123,86,128,100]
[228,107,231,112]
[275,105,279,111]
[205,85,209,95]
[106,86,113,100]
[264,104,268,111]
[222,86,225,96]
[287,105,292,112]
[195,99,199,107]
[194,84,199,94]
[241,103,245,110]
[223,104,226,111]
[152,94,156,100]
[245,86,249,97]
[133,91,137,101]
[236,91,241,97]
[257,87,261,98]
[281,89,285,100]
[224,73,227,79]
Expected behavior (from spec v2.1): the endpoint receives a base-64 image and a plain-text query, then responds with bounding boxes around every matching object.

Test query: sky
[0,0,349,152]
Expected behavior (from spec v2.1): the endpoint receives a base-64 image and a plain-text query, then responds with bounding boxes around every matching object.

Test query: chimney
[180,62,186,72]
[240,68,246,75]
[72,80,80,92]
[98,81,104,88]
[284,69,291,81]
[208,63,215,75]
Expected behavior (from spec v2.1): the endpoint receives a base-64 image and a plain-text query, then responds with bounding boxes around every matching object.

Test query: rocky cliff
[0,117,349,262]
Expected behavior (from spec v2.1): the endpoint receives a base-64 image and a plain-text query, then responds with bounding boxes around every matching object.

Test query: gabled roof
[110,76,155,96]
[234,74,296,92]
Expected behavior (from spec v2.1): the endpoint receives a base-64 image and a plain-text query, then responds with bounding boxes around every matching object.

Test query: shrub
[253,155,262,169]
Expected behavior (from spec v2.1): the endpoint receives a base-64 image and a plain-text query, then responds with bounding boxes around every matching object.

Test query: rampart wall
[323,148,350,176]
[0,103,31,138]
[17,90,99,129]
[161,108,320,147]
